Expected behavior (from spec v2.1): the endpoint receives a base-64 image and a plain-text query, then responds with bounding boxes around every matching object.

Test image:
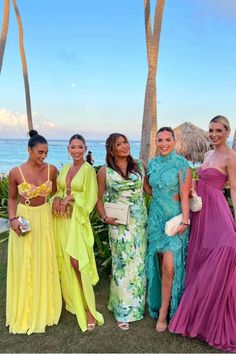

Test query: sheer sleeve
[66,165,99,284]
[71,166,98,225]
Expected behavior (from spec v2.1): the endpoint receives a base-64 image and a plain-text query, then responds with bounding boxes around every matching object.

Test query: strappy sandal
[156,321,167,332]
[117,321,129,330]
[87,322,96,332]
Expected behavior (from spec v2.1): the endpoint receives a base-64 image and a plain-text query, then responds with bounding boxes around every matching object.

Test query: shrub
[0,177,8,218]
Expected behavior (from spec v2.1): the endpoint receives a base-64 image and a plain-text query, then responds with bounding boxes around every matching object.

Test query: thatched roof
[173,122,211,163]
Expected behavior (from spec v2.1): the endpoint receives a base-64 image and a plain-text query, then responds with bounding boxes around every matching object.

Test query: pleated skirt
[6,203,62,334]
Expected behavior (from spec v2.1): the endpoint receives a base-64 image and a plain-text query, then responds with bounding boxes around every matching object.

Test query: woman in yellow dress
[7,130,62,334]
[52,134,104,332]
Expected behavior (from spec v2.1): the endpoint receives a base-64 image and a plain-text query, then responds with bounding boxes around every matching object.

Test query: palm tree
[140,0,165,163]
[0,0,33,131]
[12,0,33,131]
[232,129,236,152]
[0,0,10,74]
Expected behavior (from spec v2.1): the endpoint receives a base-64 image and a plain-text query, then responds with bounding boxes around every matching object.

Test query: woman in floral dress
[97,133,150,330]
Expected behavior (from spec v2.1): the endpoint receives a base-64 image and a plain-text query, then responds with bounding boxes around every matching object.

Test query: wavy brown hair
[105,133,142,180]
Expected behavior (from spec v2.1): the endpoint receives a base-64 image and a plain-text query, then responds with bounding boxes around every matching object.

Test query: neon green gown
[53,162,104,331]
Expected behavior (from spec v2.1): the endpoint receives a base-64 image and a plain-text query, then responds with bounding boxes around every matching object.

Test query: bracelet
[180,221,190,226]
[102,215,108,222]
[9,217,18,222]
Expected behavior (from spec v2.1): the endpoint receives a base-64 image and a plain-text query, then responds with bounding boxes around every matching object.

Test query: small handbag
[104,202,130,225]
[18,216,31,236]
[190,190,202,212]
[165,214,183,237]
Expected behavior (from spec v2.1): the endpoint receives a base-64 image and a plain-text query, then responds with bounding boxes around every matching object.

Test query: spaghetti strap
[18,166,26,183]
[47,164,50,181]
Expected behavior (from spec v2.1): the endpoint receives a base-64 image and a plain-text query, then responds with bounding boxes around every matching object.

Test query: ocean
[0,139,141,173]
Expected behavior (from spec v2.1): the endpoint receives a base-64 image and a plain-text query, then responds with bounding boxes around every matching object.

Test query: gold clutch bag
[104,202,130,225]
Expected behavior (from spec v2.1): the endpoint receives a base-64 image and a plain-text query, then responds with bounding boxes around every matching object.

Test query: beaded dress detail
[147,150,190,319]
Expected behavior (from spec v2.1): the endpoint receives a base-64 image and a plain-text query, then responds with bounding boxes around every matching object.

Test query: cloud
[0,109,56,138]
[0,109,27,128]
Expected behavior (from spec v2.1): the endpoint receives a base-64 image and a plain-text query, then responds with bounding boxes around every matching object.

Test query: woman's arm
[8,168,22,236]
[51,166,64,216]
[227,153,236,222]
[141,161,152,195]
[50,165,59,196]
[96,167,118,225]
[175,167,192,235]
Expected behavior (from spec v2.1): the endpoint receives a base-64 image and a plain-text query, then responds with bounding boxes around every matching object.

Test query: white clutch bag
[104,202,130,225]
[165,214,182,236]
[190,191,202,212]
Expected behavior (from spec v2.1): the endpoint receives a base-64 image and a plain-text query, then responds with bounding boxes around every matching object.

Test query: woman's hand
[59,196,73,217]
[10,218,23,237]
[174,223,188,235]
[52,197,62,216]
[104,216,119,226]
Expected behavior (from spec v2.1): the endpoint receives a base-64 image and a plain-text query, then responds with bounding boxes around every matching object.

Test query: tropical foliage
[0,176,8,218]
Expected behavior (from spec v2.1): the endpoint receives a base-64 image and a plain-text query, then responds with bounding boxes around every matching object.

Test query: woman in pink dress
[169,115,236,352]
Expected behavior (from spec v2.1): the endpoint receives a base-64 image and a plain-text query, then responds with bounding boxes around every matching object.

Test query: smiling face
[114,136,130,159]
[156,130,175,156]
[28,143,48,165]
[208,121,229,147]
[68,138,87,162]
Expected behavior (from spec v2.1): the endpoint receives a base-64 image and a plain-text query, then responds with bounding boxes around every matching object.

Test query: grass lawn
[0,234,219,353]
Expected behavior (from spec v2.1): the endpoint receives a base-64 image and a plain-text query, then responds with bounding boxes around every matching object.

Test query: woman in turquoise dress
[97,133,150,330]
[147,127,192,332]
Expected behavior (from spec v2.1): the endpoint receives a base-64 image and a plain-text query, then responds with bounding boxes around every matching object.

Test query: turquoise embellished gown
[147,150,190,319]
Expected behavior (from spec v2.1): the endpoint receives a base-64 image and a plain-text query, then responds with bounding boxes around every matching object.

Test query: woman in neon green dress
[97,133,150,330]
[52,134,104,332]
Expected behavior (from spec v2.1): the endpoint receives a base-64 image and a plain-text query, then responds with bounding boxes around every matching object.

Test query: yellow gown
[53,162,104,331]
[6,203,62,334]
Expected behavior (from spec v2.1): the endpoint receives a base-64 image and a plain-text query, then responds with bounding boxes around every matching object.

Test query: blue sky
[0,0,236,140]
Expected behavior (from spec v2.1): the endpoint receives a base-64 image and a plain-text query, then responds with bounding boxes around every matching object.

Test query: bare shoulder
[9,166,20,178]
[226,149,236,167]
[49,164,59,177]
[97,165,106,176]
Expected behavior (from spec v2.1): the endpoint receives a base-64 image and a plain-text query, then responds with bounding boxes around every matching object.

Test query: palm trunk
[12,0,33,131]
[232,129,236,152]
[0,0,10,74]
[140,0,165,163]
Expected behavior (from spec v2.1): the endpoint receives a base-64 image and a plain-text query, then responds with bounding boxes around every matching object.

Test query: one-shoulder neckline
[199,166,227,177]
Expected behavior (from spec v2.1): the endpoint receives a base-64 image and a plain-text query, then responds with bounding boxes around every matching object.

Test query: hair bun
[28,129,38,138]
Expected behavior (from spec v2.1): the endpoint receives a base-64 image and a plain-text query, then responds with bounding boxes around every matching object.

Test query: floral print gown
[106,162,147,323]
